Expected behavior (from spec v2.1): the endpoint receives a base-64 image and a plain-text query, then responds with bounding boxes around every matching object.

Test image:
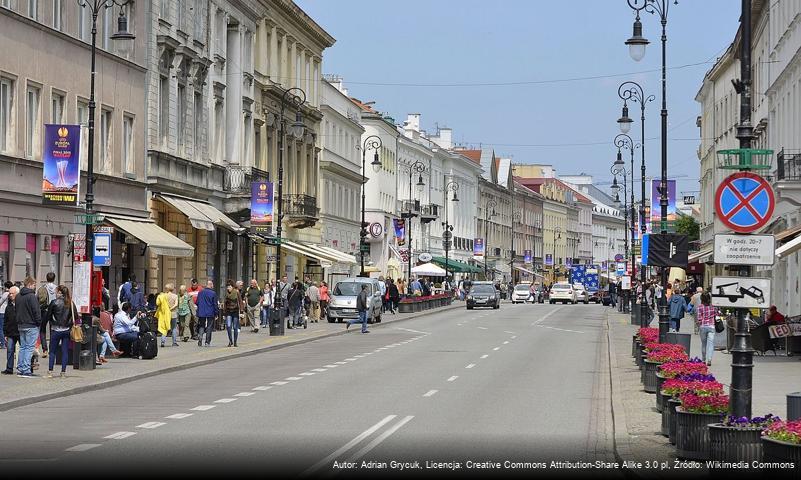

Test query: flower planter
[762,437,801,466]
[664,398,680,441]
[398,302,413,314]
[655,374,667,410]
[675,409,722,460]
[643,360,660,394]
[658,392,671,416]
[708,424,763,464]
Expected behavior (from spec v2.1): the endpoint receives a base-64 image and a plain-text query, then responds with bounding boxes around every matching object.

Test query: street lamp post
[483,199,498,280]
[511,210,521,283]
[613,133,640,317]
[551,227,562,283]
[360,135,383,277]
[406,161,426,292]
[78,0,134,359]
[443,178,460,280]
[275,87,306,323]
[625,0,676,342]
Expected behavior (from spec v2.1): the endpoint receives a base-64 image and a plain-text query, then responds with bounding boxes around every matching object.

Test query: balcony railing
[776,149,801,181]
[223,165,270,194]
[283,194,318,228]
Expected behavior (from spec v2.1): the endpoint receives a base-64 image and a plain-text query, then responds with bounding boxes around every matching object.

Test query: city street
[0,303,618,476]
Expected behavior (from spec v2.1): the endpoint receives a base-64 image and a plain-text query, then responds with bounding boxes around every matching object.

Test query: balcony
[223,165,269,195]
[420,204,439,224]
[282,194,318,229]
[774,149,801,208]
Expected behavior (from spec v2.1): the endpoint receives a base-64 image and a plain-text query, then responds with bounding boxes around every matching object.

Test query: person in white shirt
[112,303,139,357]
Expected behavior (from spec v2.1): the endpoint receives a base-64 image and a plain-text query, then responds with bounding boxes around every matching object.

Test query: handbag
[69,306,84,343]
[714,317,725,333]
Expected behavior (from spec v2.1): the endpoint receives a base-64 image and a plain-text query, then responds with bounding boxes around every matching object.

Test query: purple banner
[393,218,406,246]
[251,181,274,234]
[42,124,81,206]
[473,238,485,257]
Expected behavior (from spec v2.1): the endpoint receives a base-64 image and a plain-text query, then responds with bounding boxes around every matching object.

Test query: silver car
[326,277,383,324]
[573,284,589,304]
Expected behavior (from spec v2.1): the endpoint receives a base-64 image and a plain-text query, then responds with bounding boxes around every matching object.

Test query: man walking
[245,279,262,333]
[16,277,41,377]
[668,286,688,332]
[608,280,617,309]
[2,286,19,374]
[306,281,320,323]
[346,284,370,334]
[196,280,219,347]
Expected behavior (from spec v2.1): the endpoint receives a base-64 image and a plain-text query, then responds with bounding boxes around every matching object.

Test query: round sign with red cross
[714,172,775,233]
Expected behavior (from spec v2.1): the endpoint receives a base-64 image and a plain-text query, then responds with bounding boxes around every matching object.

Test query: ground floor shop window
[25,233,36,279]
[0,233,8,284]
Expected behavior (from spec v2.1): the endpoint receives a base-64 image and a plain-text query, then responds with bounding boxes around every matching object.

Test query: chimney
[433,127,452,149]
[405,113,421,132]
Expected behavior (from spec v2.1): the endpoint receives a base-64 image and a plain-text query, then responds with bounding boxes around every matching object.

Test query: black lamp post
[78,0,134,357]
[551,227,562,283]
[624,0,676,342]
[617,81,655,333]
[613,133,640,316]
[275,87,306,322]
[360,135,382,277]
[405,161,426,292]
[442,178,459,280]
[483,199,498,280]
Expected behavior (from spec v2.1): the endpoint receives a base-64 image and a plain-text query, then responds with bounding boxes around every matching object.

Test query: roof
[515,177,594,205]
[452,149,482,164]
[349,97,377,114]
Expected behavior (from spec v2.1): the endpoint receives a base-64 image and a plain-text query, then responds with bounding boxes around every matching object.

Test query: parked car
[511,283,533,303]
[573,284,589,304]
[466,283,500,309]
[549,282,577,304]
[327,277,383,323]
[587,286,602,304]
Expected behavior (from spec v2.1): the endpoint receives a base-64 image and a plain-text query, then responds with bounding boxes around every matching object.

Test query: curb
[0,303,463,412]
[606,310,636,466]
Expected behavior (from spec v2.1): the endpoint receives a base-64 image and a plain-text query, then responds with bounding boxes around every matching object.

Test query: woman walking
[154,285,172,348]
[388,279,400,314]
[223,280,242,347]
[44,285,77,378]
[260,281,274,329]
[177,285,191,342]
[695,292,717,366]
[287,282,304,329]
[319,281,330,322]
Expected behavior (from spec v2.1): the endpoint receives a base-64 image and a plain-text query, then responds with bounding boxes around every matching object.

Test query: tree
[675,214,700,241]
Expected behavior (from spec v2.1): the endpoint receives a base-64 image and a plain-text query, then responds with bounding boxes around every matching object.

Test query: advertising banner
[250,182,273,234]
[473,238,485,258]
[523,249,532,264]
[393,219,406,246]
[545,253,553,266]
[651,179,677,232]
[42,124,81,206]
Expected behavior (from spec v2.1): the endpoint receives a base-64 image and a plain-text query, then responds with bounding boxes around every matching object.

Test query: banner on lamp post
[523,249,532,264]
[545,254,553,266]
[393,219,406,246]
[651,179,677,232]
[250,181,273,234]
[473,238,485,258]
[42,124,81,206]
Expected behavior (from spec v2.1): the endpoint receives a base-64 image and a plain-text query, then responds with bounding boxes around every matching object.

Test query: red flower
[763,420,801,444]
[678,392,729,414]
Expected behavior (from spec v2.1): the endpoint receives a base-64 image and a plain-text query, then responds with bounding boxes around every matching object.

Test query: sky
[295,0,743,201]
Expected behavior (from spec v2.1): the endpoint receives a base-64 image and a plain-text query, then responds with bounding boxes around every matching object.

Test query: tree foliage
[675,214,700,241]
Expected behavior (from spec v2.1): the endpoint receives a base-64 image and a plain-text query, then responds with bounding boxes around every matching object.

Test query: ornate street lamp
[442,179,459,280]
[405,161,426,291]
[483,199,498,280]
[359,135,382,277]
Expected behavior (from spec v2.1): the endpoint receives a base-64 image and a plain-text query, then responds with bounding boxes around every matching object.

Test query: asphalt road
[0,302,620,477]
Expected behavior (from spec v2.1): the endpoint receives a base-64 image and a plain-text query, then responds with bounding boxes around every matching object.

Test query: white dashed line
[536,325,585,334]
[354,354,366,358]
[285,377,303,381]
[253,386,272,391]
[270,381,288,386]
[480,354,489,359]
[457,324,464,326]
[191,405,216,411]
[165,413,194,419]
[214,398,238,404]
[465,364,476,369]
[504,331,516,334]
[104,432,136,440]
[447,376,459,382]
[335,361,348,365]
[344,358,357,361]
[312,368,328,372]
[137,422,166,429]
[299,372,315,376]
[503,341,509,345]
[493,347,500,351]
[234,392,256,397]
[65,444,101,452]
[323,364,339,368]
[423,390,438,397]
[511,335,517,339]
[477,327,488,330]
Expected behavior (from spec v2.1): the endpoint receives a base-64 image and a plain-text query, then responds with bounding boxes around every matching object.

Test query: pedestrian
[286,281,304,329]
[695,292,717,366]
[117,274,136,307]
[112,303,139,357]
[222,280,242,347]
[154,284,172,348]
[689,286,703,334]
[95,306,121,363]
[129,282,145,317]
[2,285,19,374]
[378,276,387,313]
[196,280,218,347]
[396,278,406,298]
[608,281,617,308]
[44,285,77,378]
[15,277,41,378]
[766,305,786,325]
[187,278,203,340]
[261,280,274,329]
[278,275,290,320]
[346,284,370,334]
[177,285,191,342]
[245,279,262,333]
[36,272,57,359]
[319,281,330,321]
[388,279,400,314]
[0,281,10,349]
[307,281,320,323]
[668,286,688,332]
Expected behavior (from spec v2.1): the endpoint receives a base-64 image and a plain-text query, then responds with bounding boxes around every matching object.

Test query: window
[25,234,36,279]
[193,91,202,155]
[77,98,88,170]
[51,91,65,124]
[52,0,62,31]
[160,0,169,21]
[0,0,10,9]
[26,83,41,158]
[176,0,184,31]
[78,4,89,41]
[159,75,169,145]
[177,84,185,149]
[123,114,134,175]
[0,77,12,152]
[47,236,61,280]
[193,2,203,39]
[27,0,36,20]
[100,108,111,172]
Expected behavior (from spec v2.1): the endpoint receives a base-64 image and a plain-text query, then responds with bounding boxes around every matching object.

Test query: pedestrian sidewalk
[0,303,462,411]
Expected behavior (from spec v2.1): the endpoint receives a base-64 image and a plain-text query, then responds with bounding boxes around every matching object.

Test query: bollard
[788,392,801,421]
[666,331,691,357]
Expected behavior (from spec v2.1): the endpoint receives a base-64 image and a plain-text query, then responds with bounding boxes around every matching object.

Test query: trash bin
[269,308,285,336]
[788,392,801,421]
[72,324,97,370]
[79,350,94,370]
[667,332,691,357]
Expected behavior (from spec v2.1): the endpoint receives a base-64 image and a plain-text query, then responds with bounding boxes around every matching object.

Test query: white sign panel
[72,261,92,314]
[714,234,775,266]
[620,275,631,291]
[711,276,771,309]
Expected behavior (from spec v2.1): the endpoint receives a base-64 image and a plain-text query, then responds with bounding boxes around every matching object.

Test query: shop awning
[513,265,545,278]
[776,235,801,259]
[105,216,194,257]
[430,255,482,273]
[316,245,358,265]
[157,194,242,232]
[281,240,357,267]
[688,248,714,263]
[775,224,801,243]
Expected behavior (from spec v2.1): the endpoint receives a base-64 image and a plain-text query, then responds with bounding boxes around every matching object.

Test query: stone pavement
[0,303,462,411]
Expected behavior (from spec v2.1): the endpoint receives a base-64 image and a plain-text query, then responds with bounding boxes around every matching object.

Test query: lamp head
[110,8,135,56]
[290,110,305,138]
[617,105,633,134]
[614,149,625,167]
[625,17,649,62]
[611,177,620,194]
[370,151,382,173]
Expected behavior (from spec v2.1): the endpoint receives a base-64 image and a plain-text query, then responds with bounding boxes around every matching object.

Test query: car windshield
[472,285,496,295]
[573,285,585,290]
[514,285,530,291]
[552,284,571,291]
[333,282,367,296]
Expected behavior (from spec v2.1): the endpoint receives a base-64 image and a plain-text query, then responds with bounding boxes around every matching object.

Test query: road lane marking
[423,390,438,397]
[165,413,194,419]
[335,361,348,365]
[354,354,366,358]
[503,341,509,344]
[214,398,238,403]
[511,335,517,339]
[532,307,563,326]
[493,347,500,351]
[344,358,357,361]
[323,364,339,368]
[270,381,289,386]
[253,386,272,391]
[104,432,136,440]
[137,422,166,429]
[346,416,415,462]
[477,327,488,330]
[285,377,303,381]
[191,405,216,411]
[504,331,516,334]
[480,354,489,359]
[465,364,476,369]
[457,324,464,326]
[234,392,256,396]
[536,325,585,334]
[301,415,397,477]
[395,327,431,335]
[299,372,316,376]
[312,368,327,372]
[65,444,101,452]
[447,376,458,382]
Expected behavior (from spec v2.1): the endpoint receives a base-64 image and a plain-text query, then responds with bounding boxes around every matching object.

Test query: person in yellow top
[154,284,174,348]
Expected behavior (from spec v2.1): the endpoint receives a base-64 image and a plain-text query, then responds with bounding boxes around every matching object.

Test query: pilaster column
[269,25,278,81]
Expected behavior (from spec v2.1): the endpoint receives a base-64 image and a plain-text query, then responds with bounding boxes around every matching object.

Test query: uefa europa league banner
[473,238,485,257]
[393,218,406,246]
[651,179,677,232]
[250,181,274,234]
[42,125,81,206]
[523,249,532,264]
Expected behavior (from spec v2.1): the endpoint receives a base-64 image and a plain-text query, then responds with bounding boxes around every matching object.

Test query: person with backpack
[388,279,400,314]
[44,285,77,378]
[286,282,304,329]
[223,280,242,347]
[36,272,57,359]
[117,274,135,307]
[196,280,219,347]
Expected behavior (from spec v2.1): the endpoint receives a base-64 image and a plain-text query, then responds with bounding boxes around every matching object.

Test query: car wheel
[327,316,335,323]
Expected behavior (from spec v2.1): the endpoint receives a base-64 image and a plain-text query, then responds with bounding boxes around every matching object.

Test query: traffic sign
[614,254,624,262]
[265,237,281,246]
[714,234,775,266]
[714,172,775,233]
[711,276,771,309]
[93,232,112,267]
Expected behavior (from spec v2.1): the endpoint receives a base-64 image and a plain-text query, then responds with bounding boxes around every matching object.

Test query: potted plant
[661,375,722,436]
[675,393,729,460]
[656,359,709,412]
[709,415,778,464]
[643,345,689,393]
[762,419,801,465]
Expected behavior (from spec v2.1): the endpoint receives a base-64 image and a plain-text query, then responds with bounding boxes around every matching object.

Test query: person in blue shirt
[195,280,219,347]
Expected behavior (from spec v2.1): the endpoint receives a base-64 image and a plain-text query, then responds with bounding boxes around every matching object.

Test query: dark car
[466,283,500,310]
[587,287,601,304]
